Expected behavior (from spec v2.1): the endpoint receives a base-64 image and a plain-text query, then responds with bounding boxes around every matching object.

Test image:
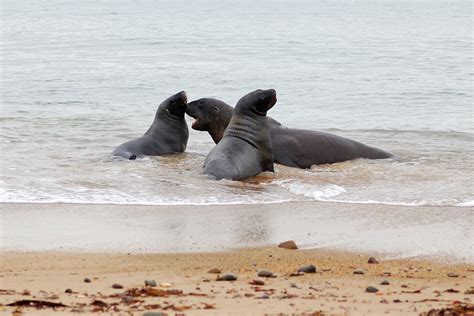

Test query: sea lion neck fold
[223,115,266,150]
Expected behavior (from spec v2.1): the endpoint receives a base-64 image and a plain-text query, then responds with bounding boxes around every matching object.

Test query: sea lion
[187,98,393,169]
[203,89,277,180]
[112,91,189,160]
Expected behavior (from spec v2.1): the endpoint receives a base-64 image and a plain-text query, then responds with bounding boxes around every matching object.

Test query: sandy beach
[0,248,473,315]
[1,202,473,315]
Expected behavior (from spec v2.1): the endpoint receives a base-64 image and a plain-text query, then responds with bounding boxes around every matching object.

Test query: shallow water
[1,0,473,207]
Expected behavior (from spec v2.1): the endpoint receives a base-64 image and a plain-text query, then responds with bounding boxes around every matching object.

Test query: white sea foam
[457,199,474,207]
[0,191,297,206]
[274,180,347,201]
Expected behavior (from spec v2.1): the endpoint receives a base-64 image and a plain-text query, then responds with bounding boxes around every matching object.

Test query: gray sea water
[1,0,473,207]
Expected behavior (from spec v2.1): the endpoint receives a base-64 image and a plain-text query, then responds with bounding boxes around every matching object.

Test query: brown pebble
[111,283,124,289]
[208,268,221,274]
[278,240,298,250]
[368,257,379,264]
[65,288,73,293]
[84,278,91,283]
[447,272,459,278]
[353,269,365,275]
[366,286,379,293]
[464,287,474,294]
[249,279,265,286]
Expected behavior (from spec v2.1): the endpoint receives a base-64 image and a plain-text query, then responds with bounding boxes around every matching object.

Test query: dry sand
[1,248,473,315]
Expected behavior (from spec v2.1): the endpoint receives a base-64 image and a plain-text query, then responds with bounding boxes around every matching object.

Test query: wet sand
[1,202,473,261]
[0,249,473,315]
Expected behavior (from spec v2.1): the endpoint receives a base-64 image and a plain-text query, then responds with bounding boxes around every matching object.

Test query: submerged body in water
[203,89,277,180]
[112,91,189,160]
[187,97,393,169]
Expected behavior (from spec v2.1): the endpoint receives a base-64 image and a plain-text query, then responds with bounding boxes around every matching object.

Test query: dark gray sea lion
[112,91,189,160]
[187,98,393,169]
[203,89,277,180]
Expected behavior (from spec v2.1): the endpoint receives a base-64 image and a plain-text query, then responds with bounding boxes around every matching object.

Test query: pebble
[368,257,379,264]
[257,270,275,278]
[256,294,270,299]
[83,278,91,283]
[111,283,124,289]
[208,268,221,274]
[464,288,474,295]
[64,288,73,293]
[278,240,298,250]
[447,272,459,278]
[121,295,134,304]
[380,280,390,285]
[144,280,156,287]
[366,286,379,293]
[216,273,237,281]
[250,279,265,286]
[380,298,389,304]
[353,269,365,275]
[298,265,316,273]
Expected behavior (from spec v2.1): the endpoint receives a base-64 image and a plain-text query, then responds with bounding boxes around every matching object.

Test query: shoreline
[0,248,473,315]
[3,199,473,207]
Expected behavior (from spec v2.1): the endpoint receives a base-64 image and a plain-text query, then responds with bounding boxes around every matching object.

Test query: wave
[1,192,471,208]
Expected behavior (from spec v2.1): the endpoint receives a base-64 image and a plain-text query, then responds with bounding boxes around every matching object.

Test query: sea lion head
[186,98,233,131]
[234,89,277,117]
[158,91,188,119]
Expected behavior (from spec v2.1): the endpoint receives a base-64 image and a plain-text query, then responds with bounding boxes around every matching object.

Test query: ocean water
[1,0,473,207]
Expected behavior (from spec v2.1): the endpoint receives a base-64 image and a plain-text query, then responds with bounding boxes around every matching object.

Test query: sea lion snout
[254,89,277,115]
[186,99,205,130]
[172,91,188,105]
[167,91,188,118]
